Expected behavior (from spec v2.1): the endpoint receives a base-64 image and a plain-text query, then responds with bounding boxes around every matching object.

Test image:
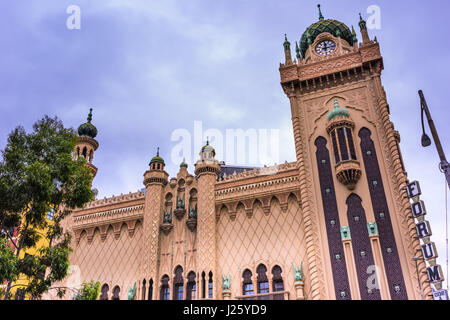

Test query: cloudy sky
[1,0,449,293]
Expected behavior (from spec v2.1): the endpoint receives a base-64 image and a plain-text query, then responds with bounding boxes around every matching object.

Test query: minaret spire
[295,41,301,60]
[87,108,93,123]
[318,4,324,21]
[283,34,293,65]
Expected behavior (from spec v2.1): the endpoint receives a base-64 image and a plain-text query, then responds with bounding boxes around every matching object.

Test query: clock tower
[280,5,433,300]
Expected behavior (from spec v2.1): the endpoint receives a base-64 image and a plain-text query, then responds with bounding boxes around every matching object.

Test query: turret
[359,13,371,45]
[194,140,221,299]
[75,108,99,178]
[141,148,169,298]
[283,34,293,65]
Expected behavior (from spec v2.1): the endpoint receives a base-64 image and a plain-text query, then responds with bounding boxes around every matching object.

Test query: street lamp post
[419,90,450,190]
[419,90,450,294]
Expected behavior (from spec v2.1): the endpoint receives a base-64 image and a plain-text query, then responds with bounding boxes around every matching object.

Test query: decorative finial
[351,25,358,42]
[359,13,367,30]
[206,137,209,145]
[87,108,93,123]
[157,147,160,157]
[295,41,301,59]
[334,98,340,109]
[283,33,290,50]
[318,4,324,21]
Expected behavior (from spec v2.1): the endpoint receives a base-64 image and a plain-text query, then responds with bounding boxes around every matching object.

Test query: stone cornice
[217,162,298,185]
[77,136,99,150]
[73,204,144,228]
[216,175,300,197]
[280,42,382,84]
[75,190,145,211]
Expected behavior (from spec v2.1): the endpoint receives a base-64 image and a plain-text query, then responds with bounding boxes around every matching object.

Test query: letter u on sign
[421,242,438,260]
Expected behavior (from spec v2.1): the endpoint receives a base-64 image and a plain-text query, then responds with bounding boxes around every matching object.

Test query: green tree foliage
[0,237,18,282]
[73,280,101,300]
[0,116,95,300]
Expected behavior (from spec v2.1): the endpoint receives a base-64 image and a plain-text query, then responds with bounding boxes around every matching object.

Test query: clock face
[315,40,336,56]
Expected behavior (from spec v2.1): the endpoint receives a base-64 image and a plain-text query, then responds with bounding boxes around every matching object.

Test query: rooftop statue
[127,282,136,300]
[189,203,197,219]
[222,275,231,290]
[176,194,185,209]
[292,262,303,282]
[163,208,172,224]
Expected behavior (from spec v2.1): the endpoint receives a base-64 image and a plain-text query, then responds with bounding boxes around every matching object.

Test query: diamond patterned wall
[65,222,143,300]
[216,196,308,299]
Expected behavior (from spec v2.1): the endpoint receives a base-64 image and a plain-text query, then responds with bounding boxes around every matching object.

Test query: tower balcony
[335,160,362,190]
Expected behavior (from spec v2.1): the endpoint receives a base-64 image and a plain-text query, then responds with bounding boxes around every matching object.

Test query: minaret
[75,108,99,178]
[358,13,371,45]
[142,148,169,299]
[194,140,221,299]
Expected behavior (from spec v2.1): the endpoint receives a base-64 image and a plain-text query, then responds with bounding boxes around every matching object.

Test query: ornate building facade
[51,7,432,300]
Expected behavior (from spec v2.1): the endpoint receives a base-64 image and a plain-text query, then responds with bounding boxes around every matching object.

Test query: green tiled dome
[150,148,165,165]
[77,108,98,139]
[300,19,353,57]
[201,140,215,153]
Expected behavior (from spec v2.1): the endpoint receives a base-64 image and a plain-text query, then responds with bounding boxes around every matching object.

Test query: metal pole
[419,90,450,190]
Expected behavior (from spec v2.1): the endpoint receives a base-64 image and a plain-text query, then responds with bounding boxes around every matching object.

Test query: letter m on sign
[427,265,444,283]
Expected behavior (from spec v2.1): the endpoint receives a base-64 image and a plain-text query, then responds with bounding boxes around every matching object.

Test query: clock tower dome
[280,5,433,300]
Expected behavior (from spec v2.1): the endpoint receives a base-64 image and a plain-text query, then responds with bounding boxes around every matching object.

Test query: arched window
[142,279,146,300]
[186,271,196,300]
[112,286,120,300]
[76,147,80,160]
[173,266,184,300]
[242,269,254,299]
[82,146,87,159]
[100,284,109,300]
[148,278,153,300]
[272,265,284,300]
[256,264,269,299]
[201,272,206,299]
[160,275,170,300]
[208,271,213,299]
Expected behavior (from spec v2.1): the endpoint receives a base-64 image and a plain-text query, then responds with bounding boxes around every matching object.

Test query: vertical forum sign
[407,181,448,300]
